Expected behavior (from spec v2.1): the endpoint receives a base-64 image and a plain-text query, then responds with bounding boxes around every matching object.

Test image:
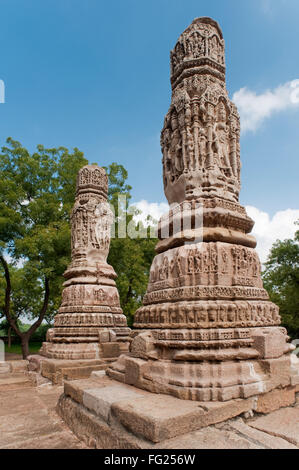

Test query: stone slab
[83,384,143,422]
[159,426,263,449]
[255,386,295,414]
[221,418,297,449]
[57,394,144,449]
[249,407,299,446]
[58,389,299,449]
[90,370,106,379]
[9,360,29,373]
[57,374,299,448]
[0,362,11,374]
[40,358,107,384]
[112,393,255,443]
[64,378,108,404]
[62,375,257,443]
[101,342,120,358]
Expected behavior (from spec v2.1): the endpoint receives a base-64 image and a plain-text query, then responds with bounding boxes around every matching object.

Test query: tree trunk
[8,326,11,349]
[20,335,30,359]
[0,256,50,359]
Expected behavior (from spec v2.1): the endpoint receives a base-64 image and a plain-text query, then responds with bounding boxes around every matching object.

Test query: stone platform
[28,355,117,385]
[57,370,299,449]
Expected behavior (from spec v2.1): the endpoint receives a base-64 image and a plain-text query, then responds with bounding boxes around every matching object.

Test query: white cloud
[246,206,299,263]
[131,200,169,226]
[131,200,299,264]
[233,79,299,133]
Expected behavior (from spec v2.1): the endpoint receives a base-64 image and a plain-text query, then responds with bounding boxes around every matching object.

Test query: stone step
[39,358,108,384]
[0,363,11,374]
[58,378,299,449]
[61,375,257,444]
[0,373,33,391]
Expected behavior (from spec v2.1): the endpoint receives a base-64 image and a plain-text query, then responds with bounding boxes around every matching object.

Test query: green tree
[0,138,88,357]
[262,222,299,340]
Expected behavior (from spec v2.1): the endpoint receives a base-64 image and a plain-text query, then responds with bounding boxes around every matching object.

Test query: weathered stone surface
[107,16,297,401]
[64,377,109,404]
[58,387,299,449]
[160,426,263,449]
[39,165,130,364]
[101,342,120,358]
[216,418,297,449]
[90,370,106,379]
[249,407,299,446]
[27,371,52,386]
[59,375,265,444]
[255,387,295,414]
[83,384,143,422]
[111,393,256,443]
[0,361,10,374]
[9,360,28,373]
[40,358,107,385]
[57,394,143,449]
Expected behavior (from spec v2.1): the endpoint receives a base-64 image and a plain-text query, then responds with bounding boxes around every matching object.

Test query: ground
[0,377,88,449]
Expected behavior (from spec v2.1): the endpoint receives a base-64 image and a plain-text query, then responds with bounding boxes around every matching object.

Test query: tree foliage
[262,222,299,340]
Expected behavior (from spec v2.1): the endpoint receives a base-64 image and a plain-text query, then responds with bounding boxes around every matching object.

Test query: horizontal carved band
[134,300,280,329]
[144,286,268,304]
[54,312,127,327]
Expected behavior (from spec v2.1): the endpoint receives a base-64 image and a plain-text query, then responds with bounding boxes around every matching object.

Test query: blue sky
[0,0,298,259]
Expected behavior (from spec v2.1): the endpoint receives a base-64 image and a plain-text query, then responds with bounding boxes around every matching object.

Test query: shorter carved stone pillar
[41,165,130,361]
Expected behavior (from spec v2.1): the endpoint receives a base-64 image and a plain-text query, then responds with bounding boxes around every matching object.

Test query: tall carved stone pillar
[107,18,297,401]
[41,165,130,365]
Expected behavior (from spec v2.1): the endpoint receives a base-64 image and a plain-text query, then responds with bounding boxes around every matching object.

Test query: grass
[5,342,42,355]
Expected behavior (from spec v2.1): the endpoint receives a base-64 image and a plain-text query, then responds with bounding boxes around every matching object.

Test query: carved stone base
[107,354,294,402]
[107,326,295,402]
